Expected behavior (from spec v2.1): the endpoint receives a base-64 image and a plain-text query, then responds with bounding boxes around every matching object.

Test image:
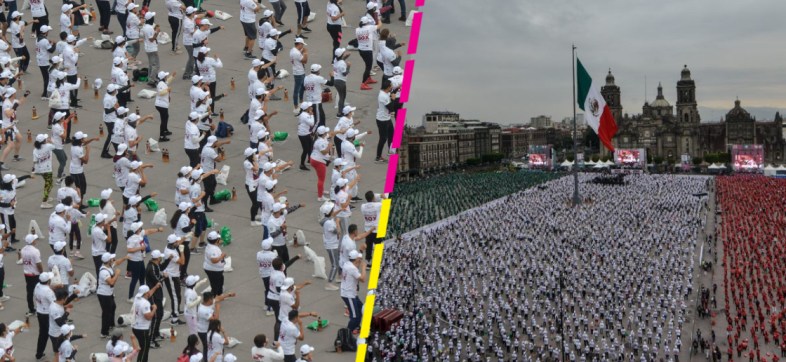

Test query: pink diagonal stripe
[392,108,407,148]
[384,154,399,194]
[415,0,424,6]
[407,12,423,54]
[399,60,415,103]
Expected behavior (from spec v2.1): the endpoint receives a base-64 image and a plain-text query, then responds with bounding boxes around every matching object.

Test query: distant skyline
[408,0,786,125]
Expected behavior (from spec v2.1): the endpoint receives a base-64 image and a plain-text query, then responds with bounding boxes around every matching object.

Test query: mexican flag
[577,58,618,151]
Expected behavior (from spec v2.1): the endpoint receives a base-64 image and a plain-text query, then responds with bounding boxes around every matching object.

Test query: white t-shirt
[8,21,25,48]
[303,74,328,104]
[196,303,214,333]
[184,287,199,316]
[335,190,351,218]
[30,0,47,17]
[48,255,73,285]
[48,302,65,336]
[361,202,382,232]
[261,37,276,61]
[208,332,226,362]
[322,218,338,249]
[203,244,224,272]
[123,172,142,198]
[34,283,56,313]
[21,245,42,275]
[197,57,222,83]
[133,297,152,330]
[377,91,392,121]
[333,59,348,82]
[355,25,375,51]
[126,13,141,39]
[340,262,361,298]
[69,145,85,174]
[339,234,356,269]
[256,250,275,278]
[163,248,181,277]
[126,234,145,262]
[58,339,74,362]
[267,270,284,301]
[378,43,397,76]
[155,81,170,108]
[103,94,119,123]
[166,0,183,19]
[239,0,257,23]
[297,112,315,136]
[0,330,14,357]
[184,121,201,149]
[36,38,53,67]
[48,213,71,244]
[182,17,195,45]
[278,290,295,322]
[114,156,132,189]
[33,144,56,174]
[310,137,328,163]
[334,116,353,141]
[289,47,304,76]
[244,159,257,188]
[51,123,65,150]
[142,24,158,52]
[326,3,342,25]
[200,146,218,172]
[97,266,115,296]
[279,320,300,355]
[92,226,109,256]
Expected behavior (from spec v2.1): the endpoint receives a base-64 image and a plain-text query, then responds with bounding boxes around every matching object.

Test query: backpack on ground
[334,328,357,352]
[215,121,233,138]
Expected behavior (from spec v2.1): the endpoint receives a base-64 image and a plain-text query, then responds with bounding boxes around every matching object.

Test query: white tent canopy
[777,165,786,171]
[585,160,596,165]
[560,160,573,167]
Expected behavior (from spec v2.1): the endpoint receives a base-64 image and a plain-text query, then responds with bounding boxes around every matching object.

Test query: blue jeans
[293,74,305,107]
[398,0,405,16]
[5,1,17,19]
[342,296,362,332]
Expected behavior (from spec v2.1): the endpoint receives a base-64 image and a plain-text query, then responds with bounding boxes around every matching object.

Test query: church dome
[650,82,671,108]
[605,69,615,85]
[726,98,751,121]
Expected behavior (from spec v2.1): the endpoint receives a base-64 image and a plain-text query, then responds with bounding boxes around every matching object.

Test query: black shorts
[241,21,257,39]
[295,1,310,24]
[4,129,15,142]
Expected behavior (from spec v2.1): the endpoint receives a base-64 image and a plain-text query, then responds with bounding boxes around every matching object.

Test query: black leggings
[32,14,48,36]
[168,16,181,51]
[102,121,115,155]
[245,185,259,221]
[311,103,325,128]
[360,49,373,83]
[13,46,29,72]
[326,23,342,54]
[333,135,343,158]
[202,174,216,206]
[164,275,182,315]
[298,134,313,167]
[205,269,224,296]
[132,328,152,362]
[69,223,82,250]
[39,65,49,97]
[185,148,200,167]
[208,81,217,110]
[0,214,15,242]
[72,172,87,202]
[98,294,116,336]
[376,119,393,159]
[156,106,169,137]
[35,312,49,359]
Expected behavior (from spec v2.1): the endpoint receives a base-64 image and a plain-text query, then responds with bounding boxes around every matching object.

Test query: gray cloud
[408,0,786,125]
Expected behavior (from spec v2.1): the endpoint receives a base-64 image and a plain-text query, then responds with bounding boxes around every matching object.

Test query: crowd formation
[372,174,708,361]
[388,171,560,236]
[0,0,412,360]
[717,176,786,361]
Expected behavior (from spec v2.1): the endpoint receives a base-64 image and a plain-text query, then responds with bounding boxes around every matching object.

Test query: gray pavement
[1,0,414,361]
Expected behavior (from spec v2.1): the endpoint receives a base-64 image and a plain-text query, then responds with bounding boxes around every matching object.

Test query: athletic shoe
[317,197,328,202]
[0,296,10,302]
[125,272,131,279]
[365,77,377,84]
[100,334,110,339]
[302,26,312,33]
[127,298,133,303]
[299,165,309,171]
[398,16,406,21]
[170,319,185,325]
[370,70,377,76]
[324,283,339,291]
[360,83,373,91]
[250,221,263,226]
[25,311,36,317]
[265,310,275,316]
[375,157,387,163]
[73,251,85,259]
[244,53,255,59]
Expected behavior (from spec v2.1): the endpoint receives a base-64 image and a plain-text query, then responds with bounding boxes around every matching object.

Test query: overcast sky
[408,0,786,125]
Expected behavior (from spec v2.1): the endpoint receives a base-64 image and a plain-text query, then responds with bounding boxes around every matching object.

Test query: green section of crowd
[388,171,563,236]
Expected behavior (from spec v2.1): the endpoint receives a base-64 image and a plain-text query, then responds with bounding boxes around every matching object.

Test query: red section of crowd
[718,175,786,361]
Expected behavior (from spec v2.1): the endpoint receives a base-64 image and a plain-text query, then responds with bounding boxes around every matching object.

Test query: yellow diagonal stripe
[376,198,392,238]
[359,293,376,338]
[367,243,385,290]
[355,343,368,362]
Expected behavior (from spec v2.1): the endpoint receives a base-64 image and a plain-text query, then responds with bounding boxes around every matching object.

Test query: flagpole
[572,44,581,207]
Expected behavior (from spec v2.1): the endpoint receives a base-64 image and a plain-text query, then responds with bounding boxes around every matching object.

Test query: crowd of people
[371,174,708,361]
[387,171,561,237]
[717,175,786,361]
[0,0,412,360]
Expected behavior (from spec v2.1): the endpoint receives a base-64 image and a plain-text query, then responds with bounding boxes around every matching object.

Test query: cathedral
[600,65,786,164]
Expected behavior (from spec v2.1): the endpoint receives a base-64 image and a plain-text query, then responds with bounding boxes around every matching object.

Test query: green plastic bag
[306,319,329,331]
[273,131,288,142]
[353,140,360,147]
[143,199,159,212]
[87,198,101,207]
[213,189,231,201]
[207,219,214,228]
[220,226,232,246]
[87,214,96,236]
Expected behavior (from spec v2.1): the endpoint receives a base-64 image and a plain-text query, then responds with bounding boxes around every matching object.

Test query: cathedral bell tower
[601,69,623,123]
[675,65,700,123]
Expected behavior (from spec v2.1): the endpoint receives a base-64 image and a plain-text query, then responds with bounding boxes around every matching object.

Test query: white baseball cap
[262,162,276,172]
[167,234,179,244]
[144,11,156,20]
[317,125,330,135]
[349,250,362,260]
[61,4,73,12]
[51,55,63,63]
[101,252,116,263]
[191,75,203,84]
[224,354,237,362]
[199,46,210,54]
[336,178,349,187]
[310,64,322,72]
[126,3,137,11]
[101,188,113,199]
[199,19,212,26]
[26,233,39,243]
[185,6,196,14]
[346,129,358,138]
[39,272,53,282]
[264,179,278,190]
[113,341,131,356]
[185,275,200,286]
[251,59,263,67]
[39,25,52,33]
[157,71,169,80]
[300,101,313,110]
[261,238,273,250]
[53,241,66,252]
[53,111,66,121]
[294,37,307,45]
[268,29,280,37]
[342,105,357,114]
[131,221,144,232]
[206,135,217,146]
[255,87,267,96]
[35,133,48,142]
[272,203,285,213]
[129,196,143,207]
[300,344,315,355]
[95,213,108,223]
[393,66,403,75]
[319,202,334,215]
[190,168,204,179]
[333,158,346,166]
[180,166,193,175]
[116,143,129,155]
[54,204,67,213]
[129,161,142,170]
[127,113,141,123]
[334,47,346,58]
[60,324,75,335]
[282,277,295,290]
[262,9,274,17]
[207,231,221,241]
[136,285,150,296]
[73,131,88,140]
[106,84,120,92]
[115,36,126,44]
[66,34,77,43]
[244,147,256,157]
[150,249,163,259]
[178,202,193,211]
[116,107,130,115]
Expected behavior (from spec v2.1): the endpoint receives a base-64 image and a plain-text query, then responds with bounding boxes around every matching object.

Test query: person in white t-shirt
[325,0,344,53]
[239,0,260,59]
[197,291,235,360]
[163,234,186,325]
[332,48,351,117]
[251,333,284,362]
[279,310,304,361]
[296,344,314,362]
[69,131,100,208]
[97,252,129,338]
[207,319,229,362]
[340,250,366,334]
[183,275,208,336]
[295,102,315,171]
[35,25,56,98]
[142,12,161,87]
[48,241,75,287]
[289,38,308,112]
[33,134,56,208]
[154,70,176,141]
[338,224,370,271]
[302,64,332,128]
[132,284,160,362]
[309,126,333,200]
[319,202,341,289]
[355,16,379,90]
[375,81,395,162]
[203,231,227,295]
[276,278,315,344]
[361,191,384,264]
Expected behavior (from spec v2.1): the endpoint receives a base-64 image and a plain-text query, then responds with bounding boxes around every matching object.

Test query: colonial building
[603,65,786,164]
